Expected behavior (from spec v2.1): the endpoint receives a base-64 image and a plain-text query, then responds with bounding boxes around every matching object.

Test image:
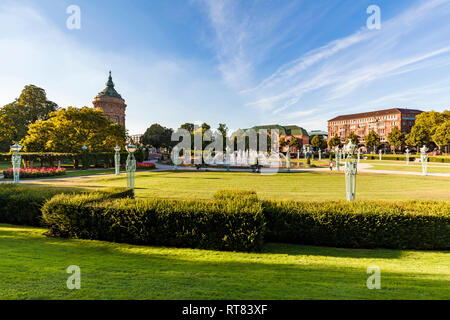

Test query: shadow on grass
[0,225,447,299]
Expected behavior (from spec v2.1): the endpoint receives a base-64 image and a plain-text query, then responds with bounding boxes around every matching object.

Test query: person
[329,161,333,171]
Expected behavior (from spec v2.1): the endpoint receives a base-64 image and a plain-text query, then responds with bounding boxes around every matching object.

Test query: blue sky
[1,0,450,134]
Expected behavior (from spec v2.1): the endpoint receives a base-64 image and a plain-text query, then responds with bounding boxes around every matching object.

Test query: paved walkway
[357,163,450,177]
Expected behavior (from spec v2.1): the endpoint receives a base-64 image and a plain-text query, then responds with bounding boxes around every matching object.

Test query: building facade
[328,108,423,147]
[251,125,310,152]
[93,71,127,128]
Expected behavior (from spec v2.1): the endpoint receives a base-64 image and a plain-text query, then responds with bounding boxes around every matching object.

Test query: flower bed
[136,162,156,170]
[2,167,66,179]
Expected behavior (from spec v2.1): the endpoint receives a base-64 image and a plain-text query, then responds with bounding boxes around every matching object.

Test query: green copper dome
[95,71,123,99]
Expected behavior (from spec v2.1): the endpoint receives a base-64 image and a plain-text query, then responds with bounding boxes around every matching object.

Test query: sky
[1,0,450,134]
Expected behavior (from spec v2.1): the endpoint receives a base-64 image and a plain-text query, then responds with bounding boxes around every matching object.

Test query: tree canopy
[328,134,341,148]
[0,85,58,152]
[21,107,125,153]
[141,123,173,149]
[387,126,405,154]
[365,130,380,152]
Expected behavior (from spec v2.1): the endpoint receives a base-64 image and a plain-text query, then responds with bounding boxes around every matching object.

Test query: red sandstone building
[327,108,423,147]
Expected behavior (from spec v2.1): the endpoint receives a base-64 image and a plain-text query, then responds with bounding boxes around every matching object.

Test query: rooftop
[328,108,423,122]
[250,124,308,136]
[95,71,123,99]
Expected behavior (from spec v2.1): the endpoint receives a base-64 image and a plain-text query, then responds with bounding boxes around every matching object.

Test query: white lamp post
[125,143,137,189]
[10,142,22,184]
[420,145,428,176]
[114,145,121,175]
[343,141,357,201]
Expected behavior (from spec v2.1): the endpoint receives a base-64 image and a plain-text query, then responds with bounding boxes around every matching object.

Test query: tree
[387,126,405,154]
[406,125,430,152]
[328,134,341,148]
[180,123,195,133]
[365,130,380,153]
[21,107,125,153]
[217,123,228,152]
[141,123,173,149]
[0,85,58,151]
[432,120,450,153]
[410,110,450,149]
[346,132,360,145]
[289,137,301,150]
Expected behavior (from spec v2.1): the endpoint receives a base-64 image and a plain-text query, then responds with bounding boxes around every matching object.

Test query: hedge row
[263,200,449,250]
[42,194,265,252]
[0,185,133,226]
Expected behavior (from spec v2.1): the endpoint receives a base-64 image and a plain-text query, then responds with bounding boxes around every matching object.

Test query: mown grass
[0,224,448,300]
[26,170,450,201]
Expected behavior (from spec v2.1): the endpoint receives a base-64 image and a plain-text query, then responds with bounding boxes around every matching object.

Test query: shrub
[2,167,66,179]
[213,190,258,202]
[306,156,311,165]
[42,195,265,252]
[0,185,133,226]
[263,200,450,250]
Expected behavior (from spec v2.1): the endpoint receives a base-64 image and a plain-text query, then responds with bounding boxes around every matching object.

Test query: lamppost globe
[126,143,137,154]
[81,145,87,151]
[114,145,121,152]
[10,142,23,153]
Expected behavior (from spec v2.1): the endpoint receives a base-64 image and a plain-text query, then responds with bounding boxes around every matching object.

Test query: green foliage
[432,120,450,150]
[346,132,360,145]
[311,135,327,150]
[328,134,340,148]
[141,123,173,148]
[0,185,133,226]
[213,189,258,202]
[42,194,265,252]
[21,107,126,153]
[0,85,58,152]
[406,125,430,149]
[263,200,449,250]
[387,126,405,154]
[365,130,380,152]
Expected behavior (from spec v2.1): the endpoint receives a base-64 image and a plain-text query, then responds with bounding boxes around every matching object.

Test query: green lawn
[26,170,450,201]
[1,224,448,300]
[368,164,450,174]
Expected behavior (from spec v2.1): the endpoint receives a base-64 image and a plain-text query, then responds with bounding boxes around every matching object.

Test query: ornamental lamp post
[302,145,307,159]
[81,145,88,170]
[335,147,341,171]
[379,149,382,161]
[125,143,137,189]
[10,142,22,184]
[405,148,410,166]
[420,145,428,176]
[318,148,322,161]
[357,148,361,164]
[114,145,121,175]
[343,141,358,201]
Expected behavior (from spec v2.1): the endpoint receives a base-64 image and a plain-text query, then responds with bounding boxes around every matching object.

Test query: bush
[263,200,449,250]
[213,190,258,202]
[42,195,265,252]
[306,156,311,165]
[0,185,133,226]
[136,162,156,170]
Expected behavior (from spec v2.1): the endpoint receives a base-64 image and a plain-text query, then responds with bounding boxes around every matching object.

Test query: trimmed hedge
[0,185,133,226]
[42,195,265,252]
[263,200,450,250]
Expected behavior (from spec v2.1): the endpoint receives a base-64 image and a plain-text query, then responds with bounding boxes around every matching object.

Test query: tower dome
[93,71,126,128]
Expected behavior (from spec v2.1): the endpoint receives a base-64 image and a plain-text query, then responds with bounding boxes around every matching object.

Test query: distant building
[327,108,423,146]
[129,134,143,144]
[250,125,310,152]
[93,71,127,128]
